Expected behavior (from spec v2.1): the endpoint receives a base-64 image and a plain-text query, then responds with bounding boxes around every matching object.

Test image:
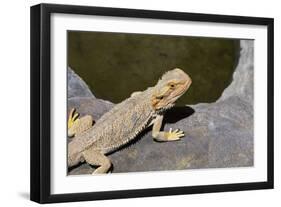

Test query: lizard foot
[68,108,94,137]
[68,108,79,128]
[165,128,185,141]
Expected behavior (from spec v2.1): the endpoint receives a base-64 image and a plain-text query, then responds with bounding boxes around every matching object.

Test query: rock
[219,40,253,105]
[68,97,114,120]
[68,40,253,174]
[67,67,94,99]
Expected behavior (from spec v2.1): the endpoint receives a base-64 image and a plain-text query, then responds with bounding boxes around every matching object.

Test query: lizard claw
[68,108,95,137]
[166,128,185,141]
[68,108,80,129]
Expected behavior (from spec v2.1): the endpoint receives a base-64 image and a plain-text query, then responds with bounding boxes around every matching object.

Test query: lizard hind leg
[82,148,112,174]
[68,108,94,138]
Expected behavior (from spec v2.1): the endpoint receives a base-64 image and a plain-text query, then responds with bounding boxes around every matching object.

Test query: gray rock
[67,67,94,99]
[219,40,253,105]
[68,97,114,120]
[68,40,253,174]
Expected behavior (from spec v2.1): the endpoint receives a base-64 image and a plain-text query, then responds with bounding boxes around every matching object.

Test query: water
[68,31,239,105]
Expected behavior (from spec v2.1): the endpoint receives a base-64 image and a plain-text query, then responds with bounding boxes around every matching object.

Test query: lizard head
[151,68,192,110]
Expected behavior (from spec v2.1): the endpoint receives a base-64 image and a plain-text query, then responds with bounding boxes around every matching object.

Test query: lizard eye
[169,83,176,89]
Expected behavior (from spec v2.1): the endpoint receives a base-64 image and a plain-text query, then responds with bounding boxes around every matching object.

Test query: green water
[68,31,239,105]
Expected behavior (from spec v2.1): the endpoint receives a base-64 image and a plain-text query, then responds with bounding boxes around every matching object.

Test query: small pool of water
[68,31,239,105]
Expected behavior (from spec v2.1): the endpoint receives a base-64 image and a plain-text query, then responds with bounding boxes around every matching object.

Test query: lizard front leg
[152,115,185,141]
[82,147,112,174]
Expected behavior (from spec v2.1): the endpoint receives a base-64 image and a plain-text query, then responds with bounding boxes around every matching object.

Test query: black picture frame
[30,3,274,204]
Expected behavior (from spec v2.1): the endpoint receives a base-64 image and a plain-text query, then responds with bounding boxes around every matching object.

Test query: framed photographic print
[30,3,274,203]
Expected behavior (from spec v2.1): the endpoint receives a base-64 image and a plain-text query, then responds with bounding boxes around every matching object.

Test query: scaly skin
[68,68,192,174]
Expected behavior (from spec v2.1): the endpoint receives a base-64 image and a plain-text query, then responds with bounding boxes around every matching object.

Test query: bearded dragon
[68,68,192,174]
